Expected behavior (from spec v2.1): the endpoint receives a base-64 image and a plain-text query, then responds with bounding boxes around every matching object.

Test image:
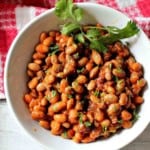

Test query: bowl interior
[4,3,150,150]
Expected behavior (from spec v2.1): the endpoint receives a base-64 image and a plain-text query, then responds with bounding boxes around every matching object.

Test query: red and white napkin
[0,0,150,99]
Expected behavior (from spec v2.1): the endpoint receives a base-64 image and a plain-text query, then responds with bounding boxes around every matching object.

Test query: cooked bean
[33,105,46,112]
[51,120,61,133]
[34,59,42,65]
[62,122,71,129]
[122,121,133,129]
[91,50,103,65]
[101,119,111,128]
[72,81,84,94]
[66,44,77,54]
[48,90,59,104]
[51,54,58,64]
[66,37,73,46]
[119,93,128,106]
[24,94,32,103]
[27,70,34,77]
[130,72,139,83]
[31,111,45,120]
[87,80,96,91]
[130,62,142,72]
[43,37,53,46]
[40,32,47,42]
[121,110,132,121]
[67,98,74,110]
[105,67,112,81]
[105,86,115,94]
[36,82,46,92]
[28,77,38,89]
[44,74,55,84]
[78,57,88,67]
[134,96,144,104]
[76,75,87,84]
[32,52,46,59]
[104,94,118,104]
[94,110,104,122]
[85,60,94,72]
[112,68,126,78]
[28,63,40,72]
[89,66,99,79]
[73,132,82,143]
[107,103,120,116]
[90,94,100,103]
[58,52,66,64]
[54,114,67,123]
[68,109,78,124]
[75,101,83,111]
[45,56,51,66]
[51,101,66,113]
[35,44,49,53]
[39,120,50,129]
[116,79,125,93]
[40,97,48,106]
[60,79,69,93]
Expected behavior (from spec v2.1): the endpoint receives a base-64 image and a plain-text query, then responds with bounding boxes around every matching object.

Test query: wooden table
[0,99,150,150]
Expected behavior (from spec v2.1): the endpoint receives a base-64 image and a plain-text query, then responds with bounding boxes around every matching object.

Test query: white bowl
[4,3,150,150]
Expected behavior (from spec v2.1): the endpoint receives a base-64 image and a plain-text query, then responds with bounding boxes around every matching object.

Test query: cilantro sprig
[55,0,139,53]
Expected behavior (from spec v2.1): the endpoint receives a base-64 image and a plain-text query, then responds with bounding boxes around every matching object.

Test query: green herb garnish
[51,90,57,97]
[48,44,59,56]
[84,121,92,127]
[45,95,51,101]
[93,90,101,97]
[67,94,73,99]
[118,119,123,124]
[77,67,84,74]
[62,131,68,138]
[132,109,140,123]
[102,126,108,132]
[55,0,139,53]
[78,112,83,124]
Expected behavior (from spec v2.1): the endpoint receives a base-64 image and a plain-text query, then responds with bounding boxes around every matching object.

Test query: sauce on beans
[24,27,146,143]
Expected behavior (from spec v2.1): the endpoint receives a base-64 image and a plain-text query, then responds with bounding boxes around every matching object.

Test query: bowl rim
[4,2,150,150]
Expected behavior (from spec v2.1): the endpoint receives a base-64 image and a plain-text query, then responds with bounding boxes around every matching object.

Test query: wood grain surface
[0,101,149,150]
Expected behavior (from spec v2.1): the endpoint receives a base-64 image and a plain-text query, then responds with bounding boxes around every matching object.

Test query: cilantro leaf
[61,23,80,35]
[48,44,59,55]
[93,90,100,97]
[84,121,92,127]
[86,28,100,39]
[55,0,83,22]
[100,21,139,44]
[75,33,85,43]
[90,40,107,53]
[132,109,140,123]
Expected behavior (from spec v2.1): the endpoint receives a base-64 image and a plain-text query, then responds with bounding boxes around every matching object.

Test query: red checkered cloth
[0,0,150,98]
